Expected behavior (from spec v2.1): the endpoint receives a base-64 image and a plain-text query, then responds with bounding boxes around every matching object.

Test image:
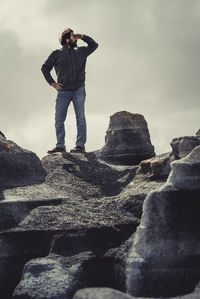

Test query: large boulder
[136,152,171,178]
[73,287,135,299]
[137,136,200,179]
[126,145,200,298]
[0,132,46,188]
[100,111,155,165]
[170,136,200,160]
[12,253,93,299]
[0,131,168,298]
[0,149,166,298]
[168,145,200,189]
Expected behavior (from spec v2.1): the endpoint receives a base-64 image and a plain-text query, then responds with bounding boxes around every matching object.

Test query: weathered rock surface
[12,253,94,298]
[126,145,200,298]
[73,287,136,299]
[168,145,200,190]
[1,126,200,298]
[100,111,155,165]
[170,136,200,160]
[137,136,200,179]
[0,132,165,298]
[0,133,46,188]
[137,152,172,178]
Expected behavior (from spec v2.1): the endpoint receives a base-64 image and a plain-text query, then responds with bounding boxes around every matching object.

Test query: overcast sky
[0,0,200,158]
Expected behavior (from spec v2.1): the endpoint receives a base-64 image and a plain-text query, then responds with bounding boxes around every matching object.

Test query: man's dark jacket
[41,35,98,90]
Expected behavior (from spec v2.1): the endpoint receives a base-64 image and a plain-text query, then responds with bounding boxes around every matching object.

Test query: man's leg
[55,91,71,148]
[72,84,87,147]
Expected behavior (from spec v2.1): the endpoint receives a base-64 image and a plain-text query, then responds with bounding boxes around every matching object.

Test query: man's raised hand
[74,34,83,39]
[70,33,83,42]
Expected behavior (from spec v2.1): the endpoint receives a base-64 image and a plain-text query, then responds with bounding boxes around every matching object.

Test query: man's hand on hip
[51,82,63,91]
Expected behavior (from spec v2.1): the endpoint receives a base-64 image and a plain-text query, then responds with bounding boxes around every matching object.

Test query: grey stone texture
[73,287,136,299]
[0,128,165,298]
[0,114,200,298]
[100,111,155,165]
[137,136,200,179]
[0,133,46,188]
[126,145,200,298]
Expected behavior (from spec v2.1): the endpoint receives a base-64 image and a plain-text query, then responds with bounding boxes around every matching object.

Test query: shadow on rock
[62,152,137,197]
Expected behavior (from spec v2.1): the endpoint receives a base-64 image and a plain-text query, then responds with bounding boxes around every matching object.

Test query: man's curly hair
[59,28,74,45]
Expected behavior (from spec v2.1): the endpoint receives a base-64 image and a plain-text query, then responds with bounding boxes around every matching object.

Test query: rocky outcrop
[73,287,135,299]
[126,145,200,298]
[1,125,200,298]
[168,145,200,189]
[196,129,200,136]
[0,133,165,298]
[170,136,200,160]
[100,111,155,165]
[0,133,46,188]
[137,136,200,178]
[12,253,94,299]
[137,152,171,178]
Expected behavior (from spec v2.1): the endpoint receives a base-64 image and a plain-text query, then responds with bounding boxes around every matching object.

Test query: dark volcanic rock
[100,111,155,165]
[12,253,94,299]
[0,148,165,298]
[0,133,46,188]
[126,145,200,298]
[137,136,200,179]
[137,152,171,178]
[168,145,200,189]
[170,136,200,160]
[73,287,135,299]
[0,131,167,298]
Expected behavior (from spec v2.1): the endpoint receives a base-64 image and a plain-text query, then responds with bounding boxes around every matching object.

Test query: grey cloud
[0,31,56,131]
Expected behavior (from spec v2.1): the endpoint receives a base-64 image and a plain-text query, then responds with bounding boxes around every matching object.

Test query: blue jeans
[55,84,86,148]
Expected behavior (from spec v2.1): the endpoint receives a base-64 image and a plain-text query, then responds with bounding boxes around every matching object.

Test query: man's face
[67,32,77,47]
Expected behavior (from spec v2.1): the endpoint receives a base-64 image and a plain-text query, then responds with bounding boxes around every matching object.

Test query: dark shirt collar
[62,44,78,51]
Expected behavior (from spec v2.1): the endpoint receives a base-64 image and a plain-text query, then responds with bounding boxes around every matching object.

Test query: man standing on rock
[41,28,98,154]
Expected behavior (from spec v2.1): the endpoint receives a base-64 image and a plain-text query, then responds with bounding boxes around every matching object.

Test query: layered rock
[0,132,46,188]
[0,133,166,298]
[137,152,171,178]
[100,111,155,165]
[170,136,200,160]
[137,136,200,178]
[73,287,135,299]
[12,253,94,299]
[2,127,200,298]
[168,145,200,189]
[126,145,200,298]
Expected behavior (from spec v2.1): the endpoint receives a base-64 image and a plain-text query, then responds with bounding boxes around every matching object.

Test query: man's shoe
[47,146,66,154]
[70,146,85,153]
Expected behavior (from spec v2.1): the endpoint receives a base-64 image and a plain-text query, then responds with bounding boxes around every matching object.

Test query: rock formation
[0,132,46,188]
[100,111,155,165]
[73,287,135,298]
[170,136,200,160]
[0,129,165,298]
[137,136,200,178]
[196,129,200,136]
[126,145,200,298]
[0,111,200,298]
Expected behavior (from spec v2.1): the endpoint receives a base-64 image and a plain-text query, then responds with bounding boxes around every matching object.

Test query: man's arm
[80,34,99,56]
[41,51,57,86]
